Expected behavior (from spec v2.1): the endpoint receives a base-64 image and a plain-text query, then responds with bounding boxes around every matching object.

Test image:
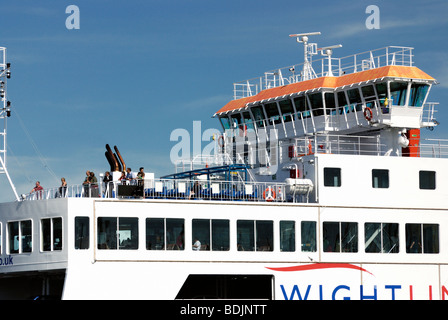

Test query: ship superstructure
[0,34,447,300]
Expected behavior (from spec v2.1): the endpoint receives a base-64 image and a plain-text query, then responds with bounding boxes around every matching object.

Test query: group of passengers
[29,167,146,199]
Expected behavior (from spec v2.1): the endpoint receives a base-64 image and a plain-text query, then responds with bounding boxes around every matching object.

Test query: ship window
[21,220,32,253]
[219,116,231,130]
[419,170,436,190]
[97,217,138,250]
[251,106,265,127]
[347,88,362,111]
[337,91,348,114]
[279,99,295,122]
[7,220,33,254]
[324,92,336,115]
[146,218,164,250]
[361,85,376,98]
[237,220,273,251]
[409,83,429,107]
[301,221,316,252]
[41,217,62,252]
[8,221,19,254]
[406,223,439,254]
[324,167,341,187]
[192,219,230,251]
[212,219,230,251]
[242,112,254,130]
[230,113,242,128]
[323,222,358,253]
[308,93,324,117]
[192,219,210,251]
[75,217,89,250]
[146,218,185,250]
[280,220,295,252]
[264,102,281,125]
[294,95,311,118]
[372,169,389,188]
[390,82,408,106]
[365,223,399,253]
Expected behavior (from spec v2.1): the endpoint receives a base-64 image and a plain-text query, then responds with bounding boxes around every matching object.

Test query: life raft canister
[364,107,373,121]
[263,186,276,202]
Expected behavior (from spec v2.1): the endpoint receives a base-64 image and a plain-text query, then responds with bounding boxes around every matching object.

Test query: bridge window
[41,218,62,252]
[280,221,295,252]
[324,167,341,187]
[264,102,281,125]
[97,217,138,250]
[301,221,316,252]
[324,92,336,115]
[372,169,389,188]
[347,88,362,111]
[8,220,32,254]
[390,82,408,106]
[419,170,436,190]
[294,95,311,118]
[237,220,273,251]
[219,116,231,130]
[337,91,348,114]
[406,223,439,254]
[409,83,429,107]
[74,217,89,250]
[146,218,184,250]
[323,222,358,253]
[279,99,295,122]
[251,106,265,127]
[242,112,255,130]
[308,93,324,117]
[361,85,376,99]
[365,223,399,253]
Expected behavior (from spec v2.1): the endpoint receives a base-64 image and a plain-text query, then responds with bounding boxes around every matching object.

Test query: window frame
[41,217,62,252]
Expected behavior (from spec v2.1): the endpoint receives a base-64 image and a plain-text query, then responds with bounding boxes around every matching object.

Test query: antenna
[318,44,342,76]
[0,47,19,201]
[289,32,321,81]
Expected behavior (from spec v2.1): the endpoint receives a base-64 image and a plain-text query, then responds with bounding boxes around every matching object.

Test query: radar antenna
[318,44,342,76]
[0,47,19,201]
[289,32,321,81]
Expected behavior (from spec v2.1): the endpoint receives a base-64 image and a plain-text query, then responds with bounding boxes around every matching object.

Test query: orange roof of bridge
[216,65,434,114]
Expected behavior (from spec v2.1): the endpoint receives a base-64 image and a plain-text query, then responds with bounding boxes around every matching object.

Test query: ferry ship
[0,32,447,300]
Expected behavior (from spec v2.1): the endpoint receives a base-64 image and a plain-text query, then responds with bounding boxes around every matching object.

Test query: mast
[0,47,19,201]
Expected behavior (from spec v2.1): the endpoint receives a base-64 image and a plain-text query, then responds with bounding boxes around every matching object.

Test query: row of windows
[2,216,439,255]
[220,81,429,130]
[77,217,440,255]
[324,168,436,190]
[4,218,62,254]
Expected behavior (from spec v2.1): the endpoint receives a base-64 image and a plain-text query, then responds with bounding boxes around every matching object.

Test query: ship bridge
[214,42,437,139]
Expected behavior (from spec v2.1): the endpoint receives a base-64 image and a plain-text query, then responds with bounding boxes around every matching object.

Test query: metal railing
[233,46,414,99]
[25,179,290,203]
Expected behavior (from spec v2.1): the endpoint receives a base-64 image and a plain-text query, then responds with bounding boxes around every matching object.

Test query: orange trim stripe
[216,66,434,114]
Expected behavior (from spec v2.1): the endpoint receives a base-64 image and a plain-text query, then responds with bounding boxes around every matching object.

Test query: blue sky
[0,0,447,201]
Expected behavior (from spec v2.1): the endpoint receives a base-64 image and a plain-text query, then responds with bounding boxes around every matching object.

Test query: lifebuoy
[217,135,225,147]
[364,107,373,121]
[263,187,276,202]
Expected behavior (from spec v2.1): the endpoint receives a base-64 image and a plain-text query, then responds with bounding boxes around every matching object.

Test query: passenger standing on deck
[137,167,145,186]
[59,177,67,198]
[103,171,113,197]
[31,181,44,199]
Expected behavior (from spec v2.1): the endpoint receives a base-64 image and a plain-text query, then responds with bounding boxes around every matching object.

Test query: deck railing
[25,179,290,203]
[233,46,414,99]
